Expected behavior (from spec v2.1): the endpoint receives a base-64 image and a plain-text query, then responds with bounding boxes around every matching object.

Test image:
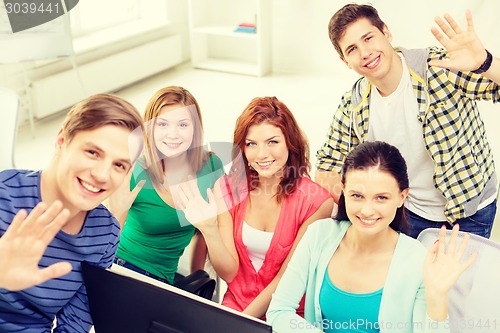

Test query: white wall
[271,0,500,188]
[271,0,500,75]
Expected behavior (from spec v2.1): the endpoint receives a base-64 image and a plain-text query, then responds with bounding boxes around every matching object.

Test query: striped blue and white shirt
[0,169,120,332]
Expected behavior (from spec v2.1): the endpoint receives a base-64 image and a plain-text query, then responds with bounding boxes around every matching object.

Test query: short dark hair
[328,3,385,57]
[335,141,409,233]
[62,93,143,142]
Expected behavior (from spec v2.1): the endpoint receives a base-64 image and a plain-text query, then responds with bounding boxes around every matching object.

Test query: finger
[206,188,215,204]
[35,201,66,231]
[454,230,468,258]
[3,209,28,238]
[430,27,449,49]
[15,202,50,235]
[177,184,190,205]
[447,223,459,255]
[39,208,70,244]
[443,13,463,34]
[428,58,453,70]
[36,262,73,284]
[465,9,474,32]
[460,251,478,273]
[131,180,146,198]
[176,200,186,211]
[434,16,455,39]
[186,176,199,197]
[437,225,446,256]
[425,240,439,265]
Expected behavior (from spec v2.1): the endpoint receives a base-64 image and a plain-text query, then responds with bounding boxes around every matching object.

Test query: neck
[163,152,189,171]
[344,226,398,254]
[162,153,193,187]
[373,51,403,97]
[257,174,282,195]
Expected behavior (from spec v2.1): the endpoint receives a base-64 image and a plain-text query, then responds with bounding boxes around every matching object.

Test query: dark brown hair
[328,3,385,57]
[336,141,409,233]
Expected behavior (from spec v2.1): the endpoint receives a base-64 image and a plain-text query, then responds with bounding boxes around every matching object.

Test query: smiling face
[338,18,398,85]
[52,125,136,213]
[343,166,408,234]
[153,104,194,159]
[244,122,289,179]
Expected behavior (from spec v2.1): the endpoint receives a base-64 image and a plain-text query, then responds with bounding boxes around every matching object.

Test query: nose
[257,145,269,159]
[90,160,111,183]
[359,44,372,59]
[360,201,375,217]
[164,125,179,139]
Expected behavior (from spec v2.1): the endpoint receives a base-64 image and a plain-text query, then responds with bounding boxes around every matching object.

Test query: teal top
[267,219,450,333]
[116,153,224,283]
[319,269,382,332]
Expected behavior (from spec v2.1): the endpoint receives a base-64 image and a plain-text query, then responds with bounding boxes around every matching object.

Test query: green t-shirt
[116,153,224,283]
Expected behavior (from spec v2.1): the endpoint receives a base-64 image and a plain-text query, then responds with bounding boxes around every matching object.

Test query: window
[68,0,169,52]
[70,0,140,37]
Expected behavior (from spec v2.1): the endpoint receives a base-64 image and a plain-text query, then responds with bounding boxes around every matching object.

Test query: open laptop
[81,261,273,333]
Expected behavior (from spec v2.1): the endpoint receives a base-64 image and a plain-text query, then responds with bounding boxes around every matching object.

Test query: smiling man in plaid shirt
[316,4,500,238]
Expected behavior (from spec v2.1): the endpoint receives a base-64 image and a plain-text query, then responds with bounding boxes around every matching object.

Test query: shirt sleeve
[266,226,322,333]
[315,92,356,174]
[428,47,500,101]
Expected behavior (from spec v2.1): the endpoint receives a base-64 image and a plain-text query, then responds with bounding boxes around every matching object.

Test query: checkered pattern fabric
[316,47,500,222]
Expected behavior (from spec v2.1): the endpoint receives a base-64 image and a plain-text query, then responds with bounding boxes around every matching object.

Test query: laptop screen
[81,262,273,333]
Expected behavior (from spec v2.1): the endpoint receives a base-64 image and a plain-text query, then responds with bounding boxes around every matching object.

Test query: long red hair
[229,96,310,202]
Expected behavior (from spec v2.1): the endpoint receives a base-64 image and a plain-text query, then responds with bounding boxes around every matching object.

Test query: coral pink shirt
[220,177,332,317]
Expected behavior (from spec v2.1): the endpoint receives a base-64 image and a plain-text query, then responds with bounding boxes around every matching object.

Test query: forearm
[197,225,238,282]
[190,232,208,273]
[314,171,342,204]
[425,290,449,321]
[243,278,279,318]
[483,55,500,85]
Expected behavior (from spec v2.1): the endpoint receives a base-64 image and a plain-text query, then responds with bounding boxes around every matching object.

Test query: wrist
[472,49,493,74]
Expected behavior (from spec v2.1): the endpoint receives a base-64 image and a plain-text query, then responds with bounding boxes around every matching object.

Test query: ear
[382,24,392,42]
[340,55,350,68]
[398,188,409,207]
[55,129,65,152]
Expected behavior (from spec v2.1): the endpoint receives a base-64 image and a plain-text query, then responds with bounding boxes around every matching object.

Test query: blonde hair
[142,86,209,185]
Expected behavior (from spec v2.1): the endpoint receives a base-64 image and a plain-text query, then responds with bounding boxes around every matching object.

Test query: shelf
[192,26,257,39]
[192,58,261,76]
[188,0,271,77]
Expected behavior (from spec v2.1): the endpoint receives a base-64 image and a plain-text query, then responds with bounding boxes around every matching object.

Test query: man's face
[338,18,396,84]
[53,125,139,213]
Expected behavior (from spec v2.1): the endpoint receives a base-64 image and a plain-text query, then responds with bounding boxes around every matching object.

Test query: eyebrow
[246,135,280,142]
[346,189,391,196]
[343,31,373,54]
[84,142,132,165]
[157,117,191,122]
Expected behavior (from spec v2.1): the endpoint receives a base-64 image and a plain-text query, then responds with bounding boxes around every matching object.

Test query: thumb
[131,180,146,196]
[36,262,73,285]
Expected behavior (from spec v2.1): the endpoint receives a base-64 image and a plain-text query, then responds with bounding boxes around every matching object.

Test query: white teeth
[360,218,377,224]
[81,180,101,193]
[256,161,272,166]
[366,57,378,68]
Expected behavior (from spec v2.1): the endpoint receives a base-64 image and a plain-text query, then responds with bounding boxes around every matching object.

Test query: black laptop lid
[81,261,273,333]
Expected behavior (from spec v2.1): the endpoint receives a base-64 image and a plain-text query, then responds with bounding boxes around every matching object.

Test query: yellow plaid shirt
[316,47,500,222]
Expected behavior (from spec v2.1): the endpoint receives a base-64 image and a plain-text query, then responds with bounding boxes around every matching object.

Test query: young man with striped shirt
[0,94,144,332]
